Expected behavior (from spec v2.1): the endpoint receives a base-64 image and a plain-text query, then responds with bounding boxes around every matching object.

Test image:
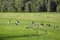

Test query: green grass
[0,13,60,40]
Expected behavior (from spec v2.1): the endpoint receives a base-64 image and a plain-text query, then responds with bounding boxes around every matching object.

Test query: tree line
[0,0,60,12]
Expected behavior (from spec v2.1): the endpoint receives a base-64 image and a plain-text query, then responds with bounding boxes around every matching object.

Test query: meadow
[0,13,60,40]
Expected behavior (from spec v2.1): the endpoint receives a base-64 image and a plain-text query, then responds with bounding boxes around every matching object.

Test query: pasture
[0,13,60,40]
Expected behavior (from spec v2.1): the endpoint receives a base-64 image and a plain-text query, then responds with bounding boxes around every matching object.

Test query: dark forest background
[0,0,60,12]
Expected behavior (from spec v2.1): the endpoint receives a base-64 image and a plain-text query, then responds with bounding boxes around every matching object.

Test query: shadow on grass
[0,34,42,40]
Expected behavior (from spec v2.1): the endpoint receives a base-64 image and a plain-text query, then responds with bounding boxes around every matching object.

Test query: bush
[57,4,60,12]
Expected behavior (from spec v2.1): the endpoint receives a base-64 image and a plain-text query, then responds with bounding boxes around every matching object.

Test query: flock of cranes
[8,20,58,29]
[6,20,59,35]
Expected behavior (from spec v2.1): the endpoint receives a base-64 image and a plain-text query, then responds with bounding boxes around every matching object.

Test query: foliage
[0,0,60,12]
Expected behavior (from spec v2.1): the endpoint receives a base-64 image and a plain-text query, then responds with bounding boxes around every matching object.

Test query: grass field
[0,13,60,40]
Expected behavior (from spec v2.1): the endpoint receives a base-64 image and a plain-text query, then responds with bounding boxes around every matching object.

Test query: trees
[57,4,60,12]
[0,0,60,12]
[39,1,47,12]
[50,0,57,12]
[25,1,32,12]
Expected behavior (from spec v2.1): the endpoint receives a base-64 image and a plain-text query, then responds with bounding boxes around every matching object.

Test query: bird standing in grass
[46,24,50,27]
[40,23,44,27]
[54,26,58,29]
[8,20,10,24]
[31,21,36,26]
[26,26,32,29]
[15,20,19,25]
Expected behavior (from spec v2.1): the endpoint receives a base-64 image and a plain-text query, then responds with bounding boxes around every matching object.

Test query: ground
[0,13,60,40]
